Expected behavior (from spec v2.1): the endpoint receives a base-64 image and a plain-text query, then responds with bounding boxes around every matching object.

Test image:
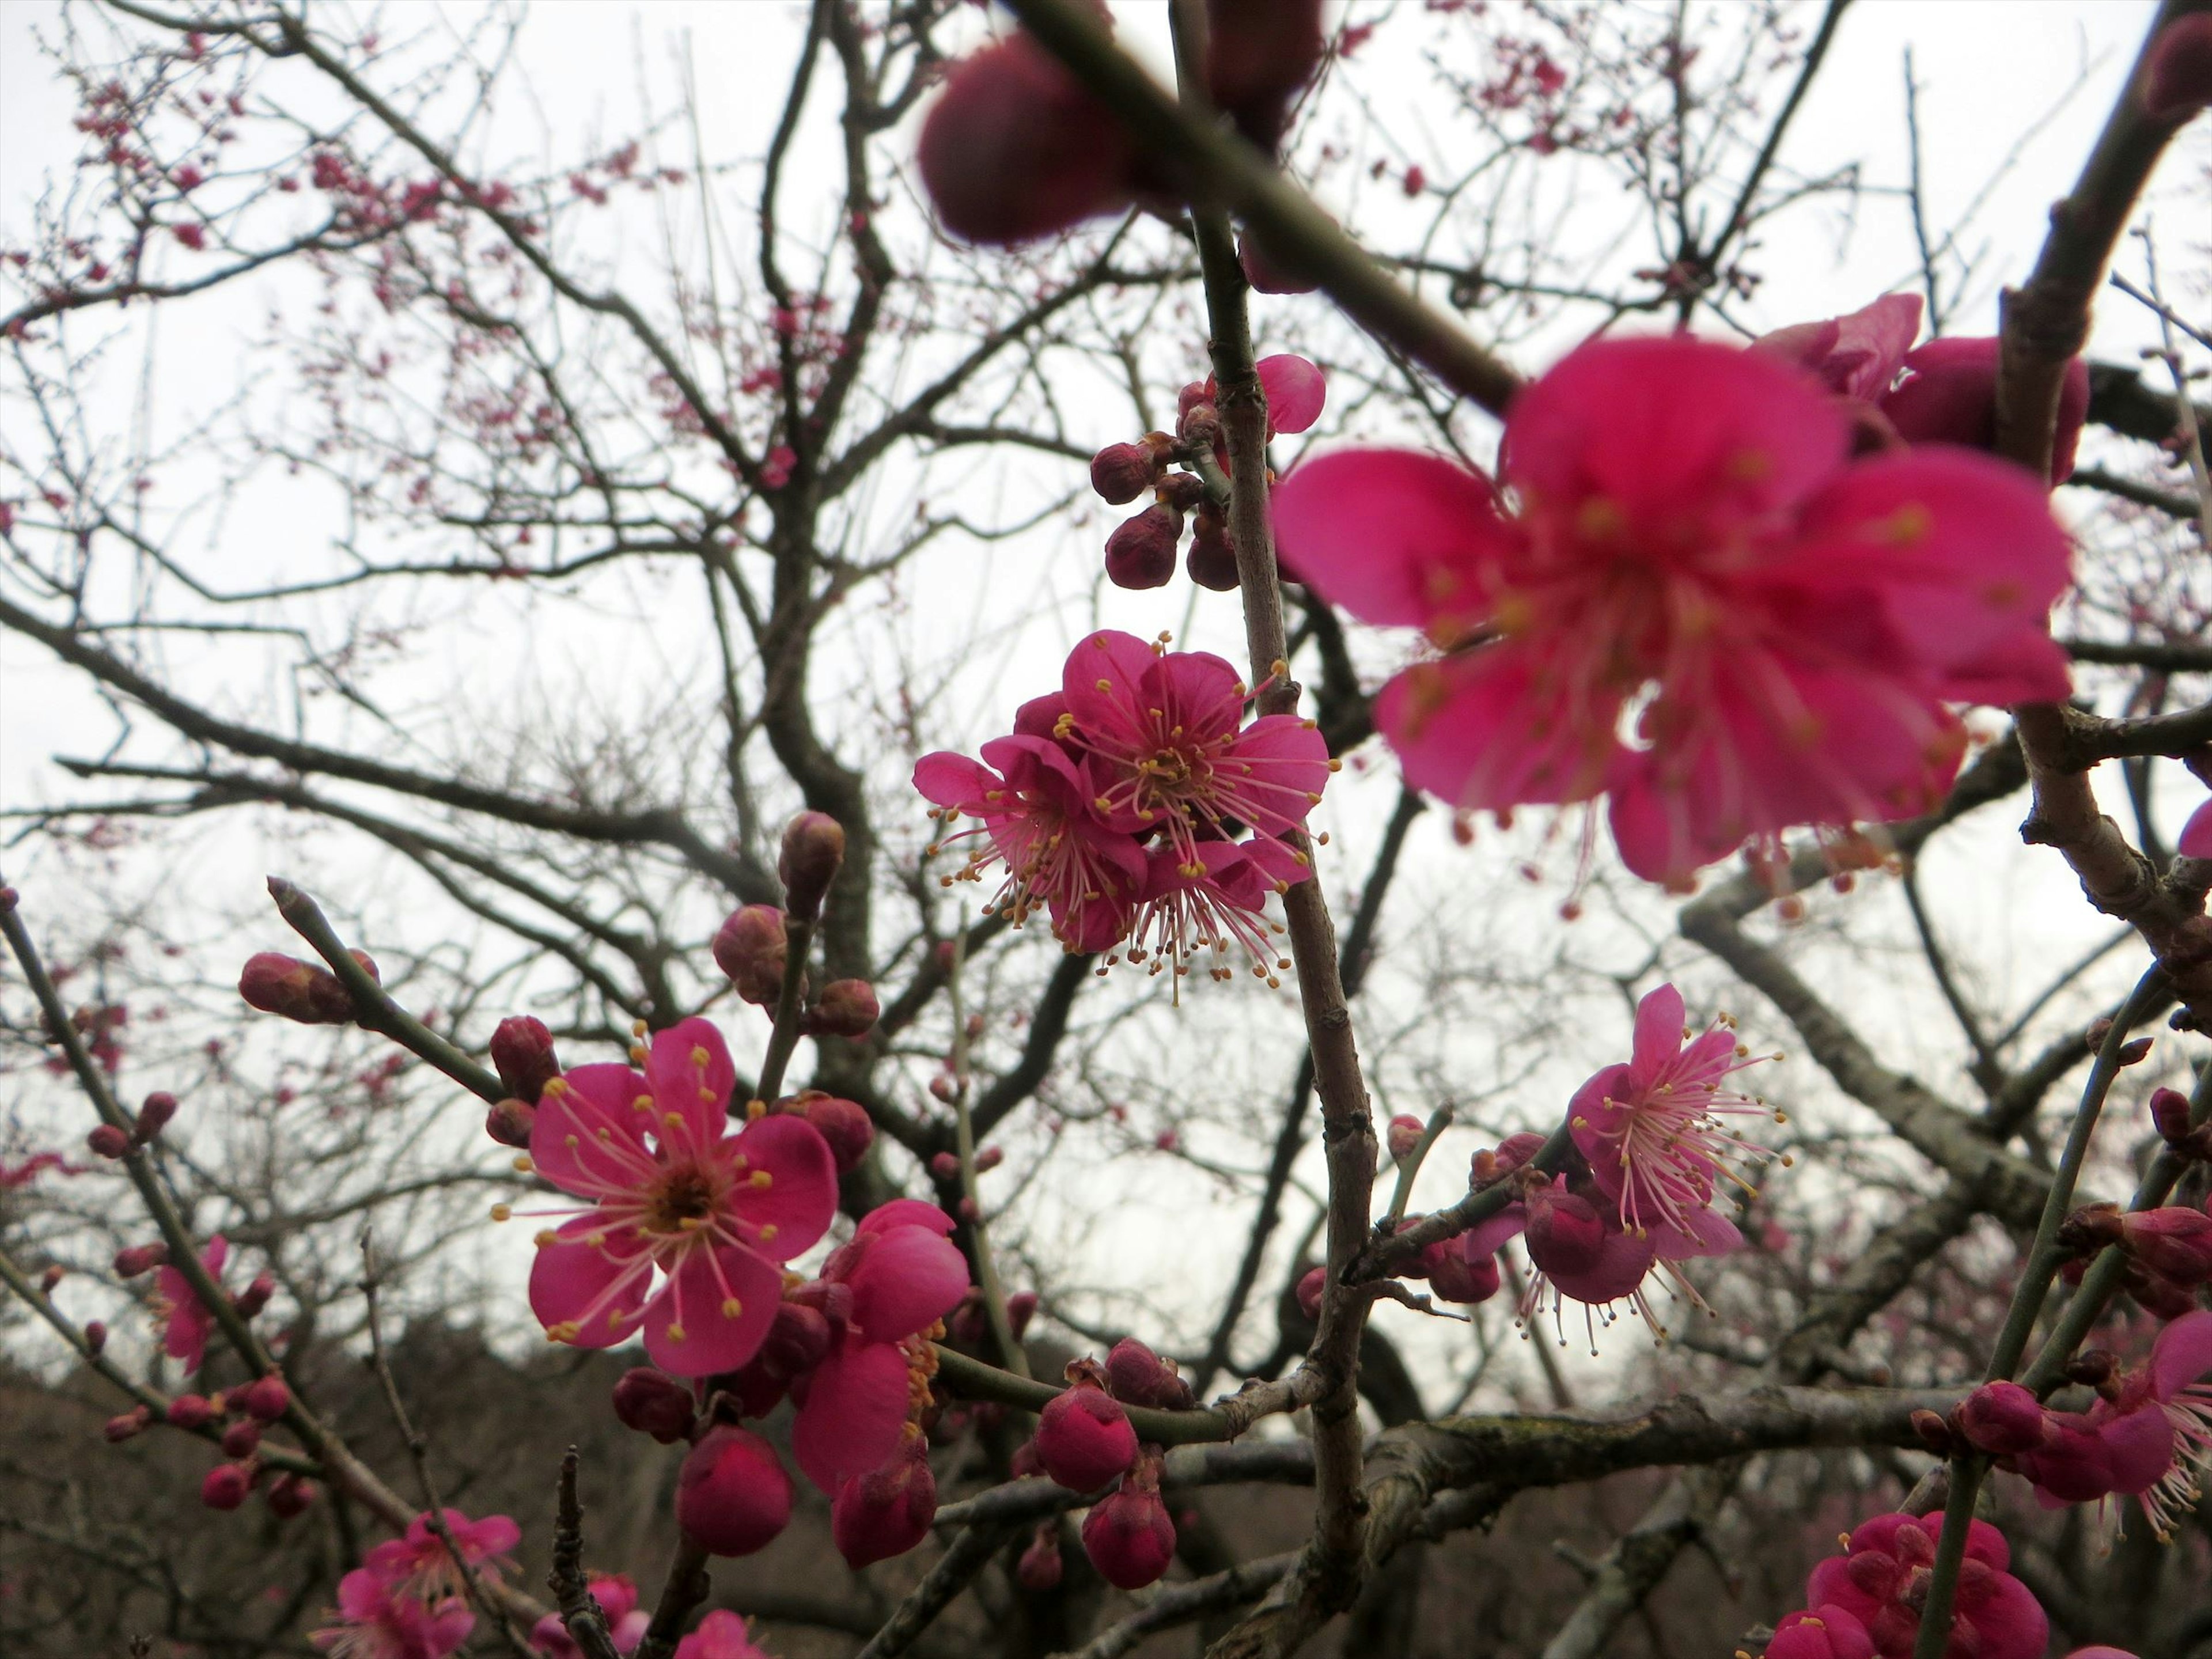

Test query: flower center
[642,1166,718,1235]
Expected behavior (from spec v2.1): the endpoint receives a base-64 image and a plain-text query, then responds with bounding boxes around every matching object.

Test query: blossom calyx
[201,1463,255,1509]
[1037,1364,1139,1490]
[1105,502,1183,590]
[713,906,791,1006]
[779,812,846,922]
[87,1123,130,1159]
[1090,441,1162,505]
[612,1368,698,1444]
[831,1433,937,1568]
[485,1097,536,1149]
[1956,1381,2046,1456]
[238,951,360,1024]
[1105,1336,1196,1411]
[1157,469,1206,514]
[238,1374,291,1422]
[804,978,879,1039]
[1080,1447,1176,1590]
[676,1425,793,1556]
[488,1016,560,1103]
[134,1091,178,1143]
[2056,1202,2127,1256]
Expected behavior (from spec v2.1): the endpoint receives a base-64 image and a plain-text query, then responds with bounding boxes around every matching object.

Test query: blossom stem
[754,912,816,1104]
[948,911,1029,1378]
[1382,1105,1457,1227]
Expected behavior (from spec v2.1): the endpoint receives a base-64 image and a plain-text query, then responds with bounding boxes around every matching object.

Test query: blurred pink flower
[153,1233,227,1374]
[1804,1513,2046,1659]
[673,1609,773,1659]
[364,1509,520,1602]
[310,1567,474,1659]
[531,1573,648,1656]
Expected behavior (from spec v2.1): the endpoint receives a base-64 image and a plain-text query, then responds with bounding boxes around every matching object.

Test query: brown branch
[853,1522,1016,1659]
[550,1450,624,1659]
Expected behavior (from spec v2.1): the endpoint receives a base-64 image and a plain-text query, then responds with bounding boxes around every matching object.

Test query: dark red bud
[1156,469,1206,513]
[929,1074,957,1103]
[87,1123,131,1159]
[134,1090,178,1143]
[1422,1240,1501,1306]
[712,906,790,1006]
[1295,1265,1325,1320]
[1910,1408,1956,1456]
[778,812,846,922]
[2116,1036,2154,1067]
[974,1145,1003,1173]
[1237,225,1317,294]
[2084,1016,2114,1052]
[1080,1452,1176,1589]
[1203,0,1326,150]
[1105,1336,1196,1410]
[1185,501,1238,591]
[1036,1375,1138,1491]
[1176,401,1219,448]
[930,1151,961,1181]
[2066,1349,2117,1389]
[831,1437,938,1567]
[754,1301,835,1381]
[83,1319,106,1355]
[238,952,354,1024]
[266,1472,317,1519]
[676,1424,794,1555]
[113,1243,167,1278]
[166,1393,215,1430]
[2056,1202,2126,1255]
[803,978,878,1039]
[1017,1520,1064,1589]
[488,1016,560,1103]
[1955,1381,2045,1456]
[801,1093,875,1172]
[1010,1437,1043,1479]
[1090,441,1158,505]
[1524,1188,1606,1275]
[2149,1086,2194,1145]
[1385,1115,1424,1162]
[221,1419,262,1458]
[957,1195,979,1222]
[1005,1290,1038,1340]
[104,1406,151,1442]
[2118,1206,2212,1284]
[1105,502,1182,590]
[200,1463,253,1509]
[612,1366,698,1444]
[237,1374,290,1421]
[2142,12,2212,120]
[485,1096,537,1149]
[232,1272,276,1320]
[40,1264,65,1294]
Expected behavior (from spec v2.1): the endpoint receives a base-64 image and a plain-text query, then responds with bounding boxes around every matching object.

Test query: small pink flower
[1568,983,1777,1241]
[153,1234,228,1374]
[1804,1513,2046,1659]
[312,1567,475,1659]
[531,1574,648,1657]
[1766,1604,1876,1659]
[790,1199,970,1496]
[1272,336,2073,885]
[673,1609,773,1659]
[363,1509,520,1602]
[525,1018,838,1377]
[1124,837,1308,987]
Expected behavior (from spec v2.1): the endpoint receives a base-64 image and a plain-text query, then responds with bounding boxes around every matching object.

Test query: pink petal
[529,1220,652,1349]
[1375,646,1617,812]
[1257,353,1326,433]
[531,1063,652,1195]
[1230,713,1334,804]
[1502,336,1847,528]
[1271,448,1507,632]
[2178,797,2212,860]
[846,1223,971,1342]
[1062,630,1164,748]
[642,1243,781,1377]
[791,1338,914,1494]
[1630,984,1686,1082]
[1648,1207,1743,1260]
[859,1198,957,1238]
[1804,1557,1883,1627]
[1544,1226,1656,1306]
[645,1018,737,1156]
[2097,1400,2180,1497]
[914,751,1001,812]
[1459,1202,1526,1260]
[1142,647,1247,741]
[1965,1569,2048,1659]
[1923,627,2073,706]
[726,1112,838,1259]
[1567,1063,1633,1189]
[2150,1310,2212,1401]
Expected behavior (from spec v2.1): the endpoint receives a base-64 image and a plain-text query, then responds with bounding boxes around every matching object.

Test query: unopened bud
[1237,225,1317,294]
[612,1366,698,1444]
[1006,1289,1038,1339]
[87,1123,131,1159]
[2065,1349,2117,1389]
[800,1093,875,1173]
[957,1195,979,1222]
[1080,1448,1175,1589]
[2142,10,2212,121]
[266,1472,317,1519]
[232,1272,276,1320]
[1186,500,1238,591]
[930,1151,961,1181]
[84,1319,107,1355]
[2056,1202,2126,1255]
[1018,1519,1064,1589]
[104,1406,152,1442]
[974,1145,1003,1173]
[486,1096,537,1149]
[238,952,355,1024]
[1156,469,1206,513]
[778,812,846,922]
[2149,1086,2194,1145]
[712,906,790,1006]
[1956,1381,2045,1455]
[1910,1408,1956,1456]
[804,978,879,1039]
[1295,1265,1325,1320]
[831,1433,938,1568]
[39,1264,64,1294]
[166,1393,215,1430]
[929,1074,957,1103]
[1105,1336,1196,1410]
[200,1463,253,1510]
[113,1243,167,1278]
[1105,502,1182,590]
[2115,1036,2154,1067]
[676,1424,793,1556]
[237,1374,290,1421]
[1089,441,1159,505]
[488,1016,560,1103]
[221,1419,263,1458]
[134,1091,179,1143]
[1176,400,1219,448]
[1385,1115,1424,1163]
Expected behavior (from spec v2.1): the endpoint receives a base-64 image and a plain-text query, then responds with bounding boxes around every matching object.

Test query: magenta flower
[790,1199,971,1496]
[1567,983,1777,1241]
[364,1509,521,1601]
[525,1017,838,1377]
[917,734,1145,952]
[310,1567,474,1659]
[1766,1604,1876,1659]
[1753,292,1923,404]
[1126,838,1307,987]
[2010,1310,2212,1539]
[673,1610,772,1659]
[531,1574,647,1657]
[1881,337,2090,483]
[1804,1513,2046,1659]
[1271,336,2073,885]
[152,1233,227,1374]
[2179,793,2212,859]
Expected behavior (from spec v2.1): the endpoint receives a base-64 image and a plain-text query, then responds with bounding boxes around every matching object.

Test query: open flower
[1124,838,1306,987]
[790,1199,970,1496]
[673,1610,773,1659]
[152,1234,228,1374]
[1272,336,2073,885]
[1804,1513,2046,1659]
[363,1509,520,1602]
[526,1018,838,1377]
[311,1567,474,1659]
[531,1573,648,1656]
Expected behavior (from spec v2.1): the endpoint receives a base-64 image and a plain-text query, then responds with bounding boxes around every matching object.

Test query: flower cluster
[1272,330,2075,886]
[1027,1343,1194,1590]
[310,1509,520,1659]
[917,630,1335,984]
[1760,1513,2046,1659]
[531,1574,649,1657]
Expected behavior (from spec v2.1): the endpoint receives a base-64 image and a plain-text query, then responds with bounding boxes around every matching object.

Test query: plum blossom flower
[310,1567,474,1659]
[1804,1513,2046,1659]
[1753,292,1923,404]
[524,1017,838,1377]
[1764,1604,1875,1659]
[2010,1310,2212,1539]
[1127,838,1308,986]
[790,1199,970,1496]
[364,1509,521,1601]
[673,1610,773,1659]
[1567,983,1780,1240]
[531,1574,648,1656]
[152,1233,227,1374]
[1271,335,2073,886]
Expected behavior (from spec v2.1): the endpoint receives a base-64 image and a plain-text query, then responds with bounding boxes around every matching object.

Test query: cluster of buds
[1024,1347,1191,1590]
[238,949,377,1025]
[709,812,877,1040]
[2150,1085,2211,1162]
[483,1014,560,1147]
[86,1089,180,1160]
[2058,1198,2212,1318]
[111,1370,313,1520]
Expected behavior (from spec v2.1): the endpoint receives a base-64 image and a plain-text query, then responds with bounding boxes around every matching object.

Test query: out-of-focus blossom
[1804,1513,2046,1659]
[363,1509,521,1601]
[152,1234,228,1374]
[311,1567,474,1659]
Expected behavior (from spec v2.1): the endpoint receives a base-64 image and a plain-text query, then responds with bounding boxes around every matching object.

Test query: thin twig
[550,1449,624,1659]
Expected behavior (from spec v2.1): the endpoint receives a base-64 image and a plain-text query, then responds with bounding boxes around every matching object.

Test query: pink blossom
[673,1610,772,1659]
[2010,1310,2212,1539]
[311,1567,474,1659]
[531,1574,647,1657]
[153,1233,227,1373]
[1753,293,1922,404]
[1126,837,1306,986]
[1272,336,2073,885]
[2178,794,2212,859]
[1767,1605,1875,1659]
[1880,338,2091,483]
[1804,1513,2046,1659]
[525,1017,838,1377]
[790,1199,969,1495]
[1567,983,1777,1240]
[363,1509,521,1601]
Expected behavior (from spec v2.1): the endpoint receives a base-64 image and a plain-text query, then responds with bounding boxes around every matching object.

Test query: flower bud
[232,1272,276,1320]
[134,1090,179,1143]
[1080,1450,1176,1590]
[489,1015,560,1103]
[221,1419,263,1458]
[1010,1437,1043,1479]
[779,812,846,922]
[87,1123,131,1160]
[113,1243,167,1278]
[2056,1202,2126,1255]
[1036,1365,1138,1491]
[612,1367,698,1444]
[1956,1381,2045,1456]
[1090,441,1159,505]
[1385,1115,1425,1163]
[1423,1240,1501,1306]
[800,1093,874,1173]
[2149,1086,2193,1141]
[1105,502,1182,590]
[83,1319,107,1355]
[1295,1265,1325,1320]
[1176,400,1219,449]
[930,1150,961,1182]
[2143,13,2212,121]
[2065,1349,2116,1389]
[1524,1187,1606,1275]
[1105,1337,1196,1411]
[1185,501,1239,592]
[804,978,879,1039]
[1767,1605,1877,1659]
[1910,1408,1956,1456]
[1203,0,1326,150]
[712,906,790,1006]
[929,1074,957,1103]
[1006,1290,1038,1339]
[200,1463,253,1509]
[1017,1520,1064,1590]
[238,951,358,1024]
[676,1424,793,1556]
[1156,469,1206,513]
[166,1393,215,1430]
[974,1145,1003,1172]
[1237,225,1317,294]
[2115,1036,2154,1066]
[104,1406,151,1442]
[40,1264,64,1294]
[831,1435,937,1568]
[485,1096,537,1149]
[266,1472,317,1520]
[2118,1206,2212,1285]
[237,1374,291,1421]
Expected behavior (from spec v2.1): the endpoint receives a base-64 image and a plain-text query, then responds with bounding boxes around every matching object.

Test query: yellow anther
[513,1154,534,1172]
[534,1229,558,1249]
[586,1231,607,1248]
[634,1094,654,1111]
[720,1298,744,1319]
[664,1112,686,1130]
[543,1077,569,1097]
[690,1044,710,1068]
[698,1086,715,1102]
[758,1224,778,1242]
[597,1127,613,1141]
[565,1133,581,1149]
[749,1170,774,1189]
[546,1321,581,1342]
[665,1323,686,1342]
[629,1046,649,1065]
[1096,678,1113,692]
[631,1018,648,1037]
[490,1203,512,1222]
[746,1099,767,1120]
